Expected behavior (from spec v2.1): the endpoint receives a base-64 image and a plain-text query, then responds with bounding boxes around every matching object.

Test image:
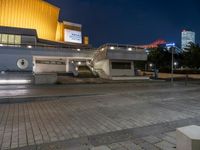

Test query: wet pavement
[0,82,200,149]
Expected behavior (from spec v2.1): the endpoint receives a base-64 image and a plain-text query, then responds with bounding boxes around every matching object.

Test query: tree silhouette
[183,43,200,69]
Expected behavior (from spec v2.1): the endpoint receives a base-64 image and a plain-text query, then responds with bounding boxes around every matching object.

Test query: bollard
[185,74,188,86]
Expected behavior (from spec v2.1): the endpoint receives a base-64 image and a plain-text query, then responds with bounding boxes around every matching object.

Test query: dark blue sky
[47,0,200,47]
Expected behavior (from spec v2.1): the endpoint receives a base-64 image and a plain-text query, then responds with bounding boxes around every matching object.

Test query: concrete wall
[94,59,110,76]
[110,61,135,77]
[34,73,57,85]
[107,51,147,61]
[0,46,93,73]
[0,53,32,71]
[34,64,66,73]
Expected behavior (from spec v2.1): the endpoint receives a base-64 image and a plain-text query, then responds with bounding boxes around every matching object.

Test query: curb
[0,93,103,104]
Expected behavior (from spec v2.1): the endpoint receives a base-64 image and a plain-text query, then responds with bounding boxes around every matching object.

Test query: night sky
[47,0,200,47]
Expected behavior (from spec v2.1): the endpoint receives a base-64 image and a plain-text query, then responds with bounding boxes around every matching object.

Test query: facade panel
[0,0,59,41]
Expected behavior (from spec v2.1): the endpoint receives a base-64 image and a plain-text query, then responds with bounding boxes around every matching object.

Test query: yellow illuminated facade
[56,22,64,42]
[0,0,60,41]
[0,0,85,44]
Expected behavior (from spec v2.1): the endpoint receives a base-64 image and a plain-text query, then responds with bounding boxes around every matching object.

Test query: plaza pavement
[0,82,200,149]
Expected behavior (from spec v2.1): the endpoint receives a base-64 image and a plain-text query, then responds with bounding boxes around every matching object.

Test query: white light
[110,46,115,50]
[101,48,105,51]
[1,71,5,74]
[0,44,3,47]
[27,45,32,48]
[0,80,31,84]
[77,49,81,51]
[128,48,132,51]
[75,67,79,71]
[174,62,178,66]
[71,61,74,64]
[78,61,82,65]
[166,43,175,47]
[149,63,153,67]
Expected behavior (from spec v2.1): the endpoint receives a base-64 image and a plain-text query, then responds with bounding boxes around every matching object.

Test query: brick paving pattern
[0,83,200,149]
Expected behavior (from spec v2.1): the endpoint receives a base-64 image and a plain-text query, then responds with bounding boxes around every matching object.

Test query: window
[36,60,66,65]
[1,34,8,44]
[8,35,15,44]
[112,62,132,69]
[0,34,21,45]
[14,35,21,45]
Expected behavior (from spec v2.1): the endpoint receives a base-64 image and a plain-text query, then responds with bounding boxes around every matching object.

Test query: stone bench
[177,125,200,150]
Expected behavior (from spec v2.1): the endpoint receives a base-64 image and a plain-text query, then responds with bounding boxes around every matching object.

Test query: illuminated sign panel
[64,29,82,44]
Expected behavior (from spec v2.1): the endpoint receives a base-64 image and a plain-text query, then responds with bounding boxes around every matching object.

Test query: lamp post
[166,43,176,86]
[171,46,174,85]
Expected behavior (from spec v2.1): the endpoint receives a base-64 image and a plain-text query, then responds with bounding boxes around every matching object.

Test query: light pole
[171,46,174,85]
[166,43,176,86]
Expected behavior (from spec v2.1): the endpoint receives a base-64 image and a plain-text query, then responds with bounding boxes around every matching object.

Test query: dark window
[112,62,132,69]
[36,60,65,65]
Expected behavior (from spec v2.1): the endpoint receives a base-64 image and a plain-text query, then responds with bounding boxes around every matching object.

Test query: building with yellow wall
[0,0,84,44]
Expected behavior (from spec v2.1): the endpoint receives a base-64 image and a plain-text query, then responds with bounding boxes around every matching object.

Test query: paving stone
[138,142,160,150]
[0,83,200,149]
[155,141,176,150]
[142,136,162,144]
[91,145,111,150]
[119,141,142,150]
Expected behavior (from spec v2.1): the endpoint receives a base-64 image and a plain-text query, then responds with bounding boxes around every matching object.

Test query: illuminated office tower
[181,30,195,49]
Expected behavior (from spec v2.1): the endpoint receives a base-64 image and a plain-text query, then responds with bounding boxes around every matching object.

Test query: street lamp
[174,62,178,69]
[166,43,176,86]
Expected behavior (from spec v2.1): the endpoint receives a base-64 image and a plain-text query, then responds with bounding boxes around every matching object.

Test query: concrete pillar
[66,59,69,72]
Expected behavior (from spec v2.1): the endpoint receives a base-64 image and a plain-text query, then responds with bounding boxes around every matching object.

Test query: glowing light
[166,43,175,47]
[101,48,105,51]
[0,80,31,84]
[0,44,3,47]
[78,62,82,65]
[77,49,81,51]
[27,45,32,48]
[110,46,115,50]
[149,63,153,67]
[174,62,178,66]
[1,71,5,74]
[128,48,132,51]
[75,67,78,71]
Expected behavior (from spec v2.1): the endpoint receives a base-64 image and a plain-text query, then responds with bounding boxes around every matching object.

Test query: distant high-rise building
[181,30,195,49]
